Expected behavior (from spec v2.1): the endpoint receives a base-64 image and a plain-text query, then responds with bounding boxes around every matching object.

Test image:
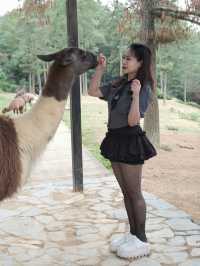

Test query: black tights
[111,162,147,242]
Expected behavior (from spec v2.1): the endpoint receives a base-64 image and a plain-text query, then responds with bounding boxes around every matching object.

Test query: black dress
[100,125,157,165]
[99,77,157,165]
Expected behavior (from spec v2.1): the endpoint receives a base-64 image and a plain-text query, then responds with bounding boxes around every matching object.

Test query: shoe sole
[117,252,150,260]
[117,247,150,259]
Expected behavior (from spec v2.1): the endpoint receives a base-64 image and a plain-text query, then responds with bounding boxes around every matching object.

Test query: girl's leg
[111,162,135,235]
[119,163,147,242]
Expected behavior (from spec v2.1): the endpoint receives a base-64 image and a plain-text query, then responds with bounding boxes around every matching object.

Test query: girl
[88,43,157,259]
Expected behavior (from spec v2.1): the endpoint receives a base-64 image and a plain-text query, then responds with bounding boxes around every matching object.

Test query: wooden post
[66,0,83,192]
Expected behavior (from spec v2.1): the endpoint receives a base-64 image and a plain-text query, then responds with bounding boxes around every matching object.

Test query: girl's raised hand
[96,53,106,72]
[131,79,141,96]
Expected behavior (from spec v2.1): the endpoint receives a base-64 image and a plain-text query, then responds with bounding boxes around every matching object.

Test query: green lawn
[0,93,14,113]
[63,97,111,169]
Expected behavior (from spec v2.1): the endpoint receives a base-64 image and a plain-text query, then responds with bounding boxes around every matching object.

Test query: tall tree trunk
[119,38,123,76]
[184,77,187,103]
[43,64,47,84]
[163,72,167,105]
[80,74,83,94]
[31,73,35,94]
[37,70,42,95]
[160,71,163,94]
[140,0,160,147]
[29,72,32,92]
[84,72,88,95]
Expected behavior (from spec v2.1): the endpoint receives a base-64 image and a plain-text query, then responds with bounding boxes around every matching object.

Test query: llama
[22,93,37,104]
[2,96,26,114]
[0,47,97,200]
[2,92,37,115]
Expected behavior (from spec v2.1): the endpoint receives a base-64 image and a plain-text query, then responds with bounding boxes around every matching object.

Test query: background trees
[0,0,199,144]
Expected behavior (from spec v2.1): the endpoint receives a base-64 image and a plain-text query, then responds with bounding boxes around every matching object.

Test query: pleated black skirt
[100,125,157,165]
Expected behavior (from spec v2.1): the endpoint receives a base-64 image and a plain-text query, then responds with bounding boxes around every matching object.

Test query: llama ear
[37,52,59,62]
[37,48,73,66]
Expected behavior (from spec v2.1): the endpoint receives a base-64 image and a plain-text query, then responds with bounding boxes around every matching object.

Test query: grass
[166,125,179,131]
[178,111,200,122]
[62,96,200,169]
[159,98,200,133]
[63,98,111,169]
[0,93,14,113]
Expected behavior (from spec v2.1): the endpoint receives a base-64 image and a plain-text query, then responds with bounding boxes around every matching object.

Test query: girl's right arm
[88,53,106,98]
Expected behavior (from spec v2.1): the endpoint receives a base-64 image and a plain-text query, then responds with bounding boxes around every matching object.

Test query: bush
[0,80,18,92]
[157,87,164,99]
[166,125,179,131]
[157,87,172,100]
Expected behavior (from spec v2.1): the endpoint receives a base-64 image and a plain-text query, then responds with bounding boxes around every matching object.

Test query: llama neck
[14,64,76,166]
[42,63,75,101]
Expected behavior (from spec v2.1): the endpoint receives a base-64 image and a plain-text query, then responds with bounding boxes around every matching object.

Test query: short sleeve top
[99,77,151,129]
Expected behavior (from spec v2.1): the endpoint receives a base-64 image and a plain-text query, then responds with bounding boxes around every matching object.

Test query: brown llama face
[37,47,98,75]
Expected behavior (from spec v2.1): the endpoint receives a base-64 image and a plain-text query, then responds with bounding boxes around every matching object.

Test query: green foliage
[0,93,13,111]
[0,0,199,103]
[157,87,164,99]
[157,34,200,103]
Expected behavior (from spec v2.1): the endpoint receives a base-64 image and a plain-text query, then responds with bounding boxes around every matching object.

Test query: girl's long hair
[112,43,155,91]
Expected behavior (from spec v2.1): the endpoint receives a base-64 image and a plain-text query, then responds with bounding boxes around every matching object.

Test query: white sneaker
[117,235,150,259]
[110,233,136,253]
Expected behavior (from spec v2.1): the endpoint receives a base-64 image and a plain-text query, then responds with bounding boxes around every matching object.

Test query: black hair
[129,43,154,89]
[112,43,155,91]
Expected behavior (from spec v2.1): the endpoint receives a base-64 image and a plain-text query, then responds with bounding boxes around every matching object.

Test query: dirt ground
[142,130,200,223]
[78,96,200,223]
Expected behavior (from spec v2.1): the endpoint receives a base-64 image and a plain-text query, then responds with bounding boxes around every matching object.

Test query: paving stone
[186,235,200,247]
[167,219,200,231]
[191,248,200,257]
[150,251,188,264]
[150,244,187,253]
[0,209,19,220]
[168,236,186,246]
[186,231,200,235]
[147,228,174,239]
[109,209,128,220]
[146,199,176,210]
[151,209,191,219]
[9,245,44,262]
[35,215,55,224]
[101,256,128,266]
[179,259,200,266]
[90,203,113,211]
[0,254,19,266]
[76,256,101,265]
[129,257,161,266]
[0,217,47,241]
[146,223,168,231]
[149,237,167,244]
[48,231,67,242]
[147,218,166,225]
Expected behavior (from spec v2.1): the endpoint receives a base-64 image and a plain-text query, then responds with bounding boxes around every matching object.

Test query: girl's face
[122,48,142,75]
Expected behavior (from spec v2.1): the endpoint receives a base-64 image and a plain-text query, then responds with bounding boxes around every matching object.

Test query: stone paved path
[0,122,200,266]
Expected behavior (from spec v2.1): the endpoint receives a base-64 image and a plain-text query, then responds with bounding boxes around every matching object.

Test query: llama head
[37,47,98,75]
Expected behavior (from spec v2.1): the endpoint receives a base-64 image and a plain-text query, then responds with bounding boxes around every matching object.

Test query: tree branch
[152,7,200,26]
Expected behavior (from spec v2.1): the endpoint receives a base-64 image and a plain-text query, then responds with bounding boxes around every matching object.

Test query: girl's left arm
[128,79,141,126]
[128,94,140,126]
